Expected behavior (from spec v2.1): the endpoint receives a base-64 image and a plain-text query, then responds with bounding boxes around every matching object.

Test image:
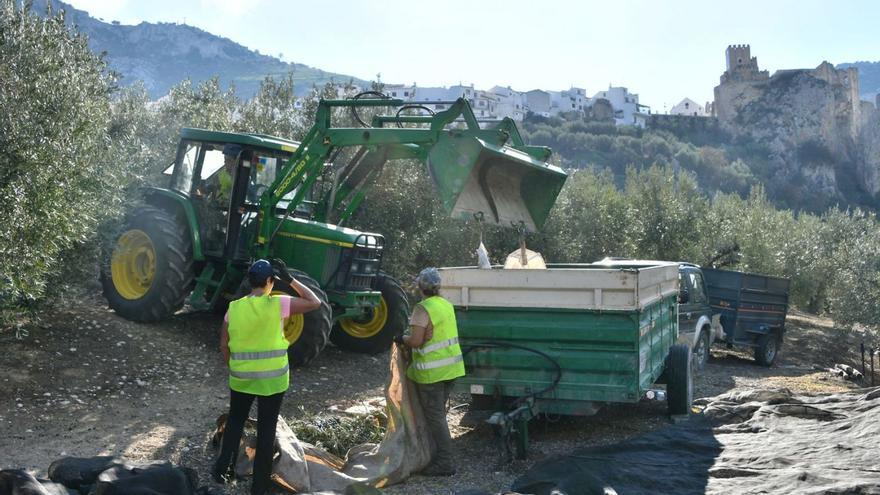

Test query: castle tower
[725,45,752,72]
[720,44,769,84]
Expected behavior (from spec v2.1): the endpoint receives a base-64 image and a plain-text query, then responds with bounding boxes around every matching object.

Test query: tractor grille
[336,234,385,291]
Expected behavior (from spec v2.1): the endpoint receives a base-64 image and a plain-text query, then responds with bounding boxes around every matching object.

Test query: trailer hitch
[487,399,535,462]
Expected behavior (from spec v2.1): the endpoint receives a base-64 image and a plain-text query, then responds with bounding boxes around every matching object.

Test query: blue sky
[67,0,879,111]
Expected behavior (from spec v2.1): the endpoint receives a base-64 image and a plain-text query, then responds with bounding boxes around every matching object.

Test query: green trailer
[438,261,692,459]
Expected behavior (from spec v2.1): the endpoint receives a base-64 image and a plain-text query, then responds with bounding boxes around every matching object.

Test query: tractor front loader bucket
[427,133,567,232]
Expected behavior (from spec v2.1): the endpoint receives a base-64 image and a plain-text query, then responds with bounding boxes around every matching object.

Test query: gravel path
[0,300,869,494]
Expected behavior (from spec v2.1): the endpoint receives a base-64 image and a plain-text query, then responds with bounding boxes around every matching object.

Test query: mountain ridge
[37,0,369,98]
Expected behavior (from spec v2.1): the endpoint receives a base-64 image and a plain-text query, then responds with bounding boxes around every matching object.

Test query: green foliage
[0,1,115,314]
[2,7,878,333]
[286,407,385,458]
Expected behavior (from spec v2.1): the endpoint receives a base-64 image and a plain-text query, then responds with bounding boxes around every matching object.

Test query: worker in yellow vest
[213,259,321,495]
[394,267,465,476]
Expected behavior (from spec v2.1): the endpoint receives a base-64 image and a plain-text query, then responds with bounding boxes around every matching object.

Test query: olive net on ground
[508,387,880,495]
[214,345,433,494]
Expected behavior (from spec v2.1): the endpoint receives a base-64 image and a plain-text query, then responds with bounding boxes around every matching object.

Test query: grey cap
[416,267,441,292]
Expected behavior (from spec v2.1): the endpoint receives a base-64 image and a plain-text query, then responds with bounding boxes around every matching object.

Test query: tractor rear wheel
[331,273,409,354]
[101,206,194,322]
[271,269,332,367]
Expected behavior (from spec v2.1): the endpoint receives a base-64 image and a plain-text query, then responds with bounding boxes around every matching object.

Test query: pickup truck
[677,263,722,371]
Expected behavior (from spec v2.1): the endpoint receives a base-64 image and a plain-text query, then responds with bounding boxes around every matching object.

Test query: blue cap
[248,259,274,280]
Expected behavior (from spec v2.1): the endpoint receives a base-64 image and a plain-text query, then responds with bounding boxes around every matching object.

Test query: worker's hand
[271,258,294,284]
[393,334,406,346]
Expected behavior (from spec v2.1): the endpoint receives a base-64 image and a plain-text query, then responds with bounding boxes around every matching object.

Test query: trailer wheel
[754,333,780,367]
[666,344,693,416]
[331,273,409,354]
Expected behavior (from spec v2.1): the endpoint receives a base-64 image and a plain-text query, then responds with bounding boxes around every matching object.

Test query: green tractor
[101,95,567,366]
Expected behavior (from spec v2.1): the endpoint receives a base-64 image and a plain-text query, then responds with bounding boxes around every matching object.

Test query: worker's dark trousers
[214,389,284,495]
[415,379,455,470]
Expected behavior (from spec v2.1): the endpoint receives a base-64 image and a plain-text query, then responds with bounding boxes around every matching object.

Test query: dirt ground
[1,297,877,494]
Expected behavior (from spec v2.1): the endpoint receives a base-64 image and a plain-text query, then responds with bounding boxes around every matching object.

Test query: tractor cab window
[246,154,279,204]
[200,149,226,181]
[169,142,201,194]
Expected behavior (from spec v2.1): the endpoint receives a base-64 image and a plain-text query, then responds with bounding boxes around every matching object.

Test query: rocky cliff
[714,48,880,209]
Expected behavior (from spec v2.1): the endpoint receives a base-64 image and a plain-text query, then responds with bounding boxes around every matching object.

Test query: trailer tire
[754,332,780,367]
[666,344,693,416]
[331,273,409,354]
[101,206,194,322]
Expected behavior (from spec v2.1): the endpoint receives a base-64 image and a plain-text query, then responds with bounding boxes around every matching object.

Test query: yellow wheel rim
[272,290,304,344]
[110,229,157,300]
[340,297,388,339]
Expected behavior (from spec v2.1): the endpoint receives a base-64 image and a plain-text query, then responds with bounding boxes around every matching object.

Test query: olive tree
[0,1,115,318]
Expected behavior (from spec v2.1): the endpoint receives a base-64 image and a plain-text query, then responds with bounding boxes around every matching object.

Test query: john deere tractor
[101,95,567,366]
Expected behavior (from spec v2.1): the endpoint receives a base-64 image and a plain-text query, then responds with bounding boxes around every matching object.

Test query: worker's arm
[287,278,321,313]
[403,324,429,348]
[219,320,230,364]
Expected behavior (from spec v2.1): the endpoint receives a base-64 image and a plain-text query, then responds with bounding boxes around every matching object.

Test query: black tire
[330,273,409,354]
[101,206,194,322]
[666,344,693,416]
[260,269,332,367]
[692,328,710,373]
[754,332,780,367]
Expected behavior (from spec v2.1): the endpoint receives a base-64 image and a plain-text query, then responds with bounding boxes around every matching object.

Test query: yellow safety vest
[407,296,465,384]
[227,295,290,396]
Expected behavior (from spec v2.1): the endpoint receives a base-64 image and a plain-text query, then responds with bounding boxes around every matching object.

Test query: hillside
[35,0,368,98]
[838,61,880,102]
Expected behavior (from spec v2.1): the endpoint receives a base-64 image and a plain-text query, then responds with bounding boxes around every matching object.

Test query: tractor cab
[164,129,301,260]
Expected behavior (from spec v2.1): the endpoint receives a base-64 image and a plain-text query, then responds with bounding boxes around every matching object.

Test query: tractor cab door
[199,146,290,260]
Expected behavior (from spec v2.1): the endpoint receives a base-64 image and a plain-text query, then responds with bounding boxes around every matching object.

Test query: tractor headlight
[350,261,361,274]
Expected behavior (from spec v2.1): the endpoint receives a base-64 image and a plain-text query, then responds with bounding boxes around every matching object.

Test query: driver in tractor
[209,143,239,204]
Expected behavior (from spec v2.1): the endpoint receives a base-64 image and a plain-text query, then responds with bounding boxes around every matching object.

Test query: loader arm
[256,96,566,256]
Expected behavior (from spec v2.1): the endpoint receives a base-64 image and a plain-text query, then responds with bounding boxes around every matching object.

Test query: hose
[462,341,563,407]
[347,90,390,128]
[394,104,435,128]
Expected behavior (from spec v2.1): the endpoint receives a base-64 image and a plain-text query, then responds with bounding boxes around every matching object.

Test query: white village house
[670,98,708,116]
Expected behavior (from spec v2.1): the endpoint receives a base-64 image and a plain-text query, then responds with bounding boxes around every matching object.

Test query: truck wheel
[692,328,710,373]
[101,206,194,322]
[666,344,693,416]
[331,273,409,354]
[754,333,780,367]
[270,269,332,367]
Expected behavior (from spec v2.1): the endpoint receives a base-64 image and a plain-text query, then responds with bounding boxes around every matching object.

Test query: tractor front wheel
[270,269,332,367]
[331,273,409,354]
[101,206,194,322]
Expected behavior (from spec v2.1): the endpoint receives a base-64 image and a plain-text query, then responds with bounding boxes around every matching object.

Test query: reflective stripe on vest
[413,354,463,370]
[413,337,459,356]
[407,296,466,384]
[227,295,290,396]
[230,364,290,379]
[230,349,288,360]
